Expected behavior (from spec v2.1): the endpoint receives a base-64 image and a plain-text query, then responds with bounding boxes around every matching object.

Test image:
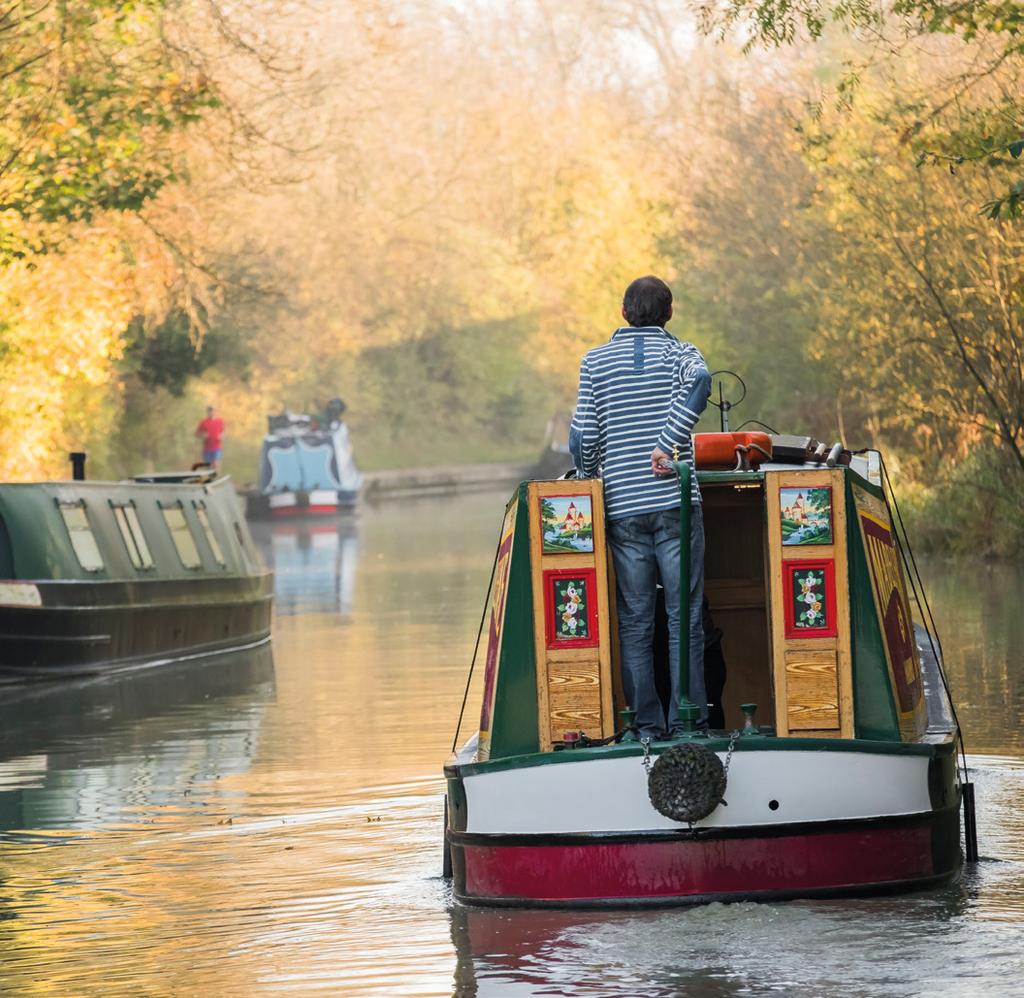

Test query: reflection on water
[0,492,1018,995]
[0,647,274,833]
[919,557,1024,756]
[250,520,359,617]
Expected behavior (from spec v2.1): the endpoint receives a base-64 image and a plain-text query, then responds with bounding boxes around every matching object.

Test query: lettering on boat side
[0,583,42,608]
[477,499,518,761]
[852,485,924,721]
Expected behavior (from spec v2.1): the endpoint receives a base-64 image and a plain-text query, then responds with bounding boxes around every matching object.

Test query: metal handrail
[673,460,701,732]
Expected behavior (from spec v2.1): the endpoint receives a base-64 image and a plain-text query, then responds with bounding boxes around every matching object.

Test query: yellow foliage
[0,219,188,479]
[2,0,1020,502]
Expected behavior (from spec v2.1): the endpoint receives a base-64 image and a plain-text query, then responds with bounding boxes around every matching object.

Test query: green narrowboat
[444,432,971,906]
[0,471,273,679]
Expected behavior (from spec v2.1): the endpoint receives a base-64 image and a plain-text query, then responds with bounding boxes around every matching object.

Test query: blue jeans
[607,505,707,737]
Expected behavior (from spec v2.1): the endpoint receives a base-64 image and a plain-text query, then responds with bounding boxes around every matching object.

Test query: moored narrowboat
[444,433,970,906]
[0,470,273,679]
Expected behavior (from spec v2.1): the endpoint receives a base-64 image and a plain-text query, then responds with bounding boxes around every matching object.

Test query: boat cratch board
[852,483,926,739]
[527,480,615,750]
[477,497,519,761]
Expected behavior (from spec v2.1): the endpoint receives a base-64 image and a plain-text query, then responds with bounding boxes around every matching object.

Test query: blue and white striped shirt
[569,327,711,520]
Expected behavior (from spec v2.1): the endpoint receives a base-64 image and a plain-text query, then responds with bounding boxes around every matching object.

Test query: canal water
[0,492,1020,996]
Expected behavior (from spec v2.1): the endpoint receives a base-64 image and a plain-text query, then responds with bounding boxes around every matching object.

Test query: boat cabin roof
[0,476,265,582]
[131,470,220,485]
[694,455,879,486]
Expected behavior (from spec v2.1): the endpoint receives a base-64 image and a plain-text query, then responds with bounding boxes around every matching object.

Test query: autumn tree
[694,0,1024,217]
[807,65,1024,481]
[0,0,221,260]
[0,0,314,478]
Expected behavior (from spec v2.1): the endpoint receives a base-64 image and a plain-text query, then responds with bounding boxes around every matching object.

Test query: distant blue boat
[247,401,362,519]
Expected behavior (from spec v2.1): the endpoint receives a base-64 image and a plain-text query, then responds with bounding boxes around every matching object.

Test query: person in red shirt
[195,406,225,470]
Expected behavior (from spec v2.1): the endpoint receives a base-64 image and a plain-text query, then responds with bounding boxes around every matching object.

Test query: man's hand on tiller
[651,447,676,477]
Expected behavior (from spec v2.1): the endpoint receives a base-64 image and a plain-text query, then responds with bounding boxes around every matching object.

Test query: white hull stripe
[308,489,338,505]
[461,750,932,834]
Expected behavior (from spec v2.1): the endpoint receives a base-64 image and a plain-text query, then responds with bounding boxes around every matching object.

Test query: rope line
[877,453,970,784]
[450,527,503,755]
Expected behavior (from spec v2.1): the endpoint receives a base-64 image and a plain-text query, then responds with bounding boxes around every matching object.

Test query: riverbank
[362,461,534,500]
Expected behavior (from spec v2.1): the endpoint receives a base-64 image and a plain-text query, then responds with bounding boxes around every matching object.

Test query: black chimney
[69,452,86,481]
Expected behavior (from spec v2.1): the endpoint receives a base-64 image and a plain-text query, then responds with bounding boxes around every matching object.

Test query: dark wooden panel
[704,579,764,610]
[702,484,765,582]
[717,607,775,730]
[702,483,773,730]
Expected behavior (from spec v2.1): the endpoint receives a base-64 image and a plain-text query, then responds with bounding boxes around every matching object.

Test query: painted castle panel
[539,494,594,554]
[780,486,833,546]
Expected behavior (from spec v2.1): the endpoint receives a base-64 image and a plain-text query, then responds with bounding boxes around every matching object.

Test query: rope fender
[647,743,726,823]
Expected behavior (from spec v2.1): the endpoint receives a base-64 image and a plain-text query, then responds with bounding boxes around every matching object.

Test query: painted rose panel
[552,577,590,641]
[791,567,828,630]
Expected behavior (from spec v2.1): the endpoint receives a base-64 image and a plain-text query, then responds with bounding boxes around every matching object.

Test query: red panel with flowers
[544,568,600,649]
[783,559,838,639]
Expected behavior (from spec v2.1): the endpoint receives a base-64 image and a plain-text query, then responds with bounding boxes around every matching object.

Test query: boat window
[57,501,105,572]
[159,503,202,569]
[193,501,225,567]
[111,501,154,570]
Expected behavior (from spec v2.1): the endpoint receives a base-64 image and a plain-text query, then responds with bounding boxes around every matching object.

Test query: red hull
[270,504,338,518]
[452,812,960,906]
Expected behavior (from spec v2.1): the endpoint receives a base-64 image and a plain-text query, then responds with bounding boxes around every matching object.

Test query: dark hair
[622,276,672,328]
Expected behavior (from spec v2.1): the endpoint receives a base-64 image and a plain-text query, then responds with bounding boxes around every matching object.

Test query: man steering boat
[569,275,712,739]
